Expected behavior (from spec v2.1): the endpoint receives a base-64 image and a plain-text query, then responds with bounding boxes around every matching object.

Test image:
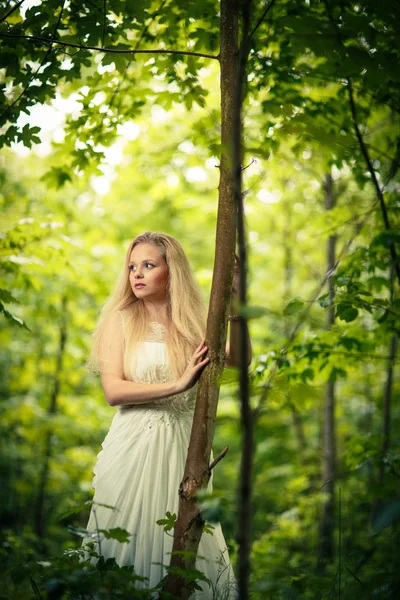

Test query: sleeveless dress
[82,320,238,599]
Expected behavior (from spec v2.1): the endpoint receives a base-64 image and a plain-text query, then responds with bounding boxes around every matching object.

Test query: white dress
[82,321,238,599]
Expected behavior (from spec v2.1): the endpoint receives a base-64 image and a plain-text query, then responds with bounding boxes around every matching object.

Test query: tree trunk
[233,0,253,595]
[162,0,239,597]
[34,295,68,537]
[317,173,337,569]
[370,266,397,523]
[282,195,307,460]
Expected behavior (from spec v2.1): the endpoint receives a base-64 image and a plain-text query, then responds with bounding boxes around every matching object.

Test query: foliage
[0,0,399,598]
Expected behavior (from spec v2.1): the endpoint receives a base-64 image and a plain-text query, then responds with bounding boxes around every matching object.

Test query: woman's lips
[135,284,146,288]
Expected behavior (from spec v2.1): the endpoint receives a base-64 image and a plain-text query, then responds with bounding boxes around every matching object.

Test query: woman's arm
[101,373,179,407]
[102,340,209,406]
[98,311,179,407]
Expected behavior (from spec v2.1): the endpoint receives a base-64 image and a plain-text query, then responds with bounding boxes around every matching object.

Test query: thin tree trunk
[355,268,397,575]
[290,403,307,458]
[34,295,68,537]
[162,0,239,597]
[282,196,307,459]
[317,173,337,569]
[234,0,253,591]
[370,266,397,523]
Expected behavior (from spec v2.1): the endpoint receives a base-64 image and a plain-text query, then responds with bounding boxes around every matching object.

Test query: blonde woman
[83,231,249,598]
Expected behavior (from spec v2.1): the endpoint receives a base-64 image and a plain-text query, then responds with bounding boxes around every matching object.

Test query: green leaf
[156,511,177,532]
[336,303,358,322]
[66,524,90,538]
[283,298,304,316]
[199,497,223,524]
[113,53,130,74]
[20,124,41,148]
[318,292,331,308]
[376,309,389,324]
[300,368,314,383]
[99,527,131,543]
[203,523,216,536]
[0,288,19,304]
[371,500,400,535]
[337,337,361,351]
[41,167,72,189]
[329,367,347,382]
[57,500,94,521]
[0,301,30,330]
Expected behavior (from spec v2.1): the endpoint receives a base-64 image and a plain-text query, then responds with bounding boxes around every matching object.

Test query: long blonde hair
[87,231,207,380]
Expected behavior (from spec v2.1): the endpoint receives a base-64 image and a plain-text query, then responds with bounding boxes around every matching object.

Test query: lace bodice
[146,321,169,343]
[120,321,197,425]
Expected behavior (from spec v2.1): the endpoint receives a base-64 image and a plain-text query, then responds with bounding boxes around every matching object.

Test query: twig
[249,0,277,40]
[347,78,400,286]
[30,576,44,600]
[292,349,400,363]
[383,138,400,190]
[92,506,103,582]
[0,32,219,60]
[0,0,25,25]
[208,446,229,471]
[241,157,256,172]
[343,563,364,586]
[102,0,106,47]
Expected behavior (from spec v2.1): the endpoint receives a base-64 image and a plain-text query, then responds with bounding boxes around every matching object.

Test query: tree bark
[162,0,239,597]
[317,173,337,569]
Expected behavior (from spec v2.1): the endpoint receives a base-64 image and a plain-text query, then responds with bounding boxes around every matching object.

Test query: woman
[82,231,247,599]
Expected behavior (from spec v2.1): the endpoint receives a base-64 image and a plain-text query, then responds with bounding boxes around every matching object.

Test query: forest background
[0,0,399,598]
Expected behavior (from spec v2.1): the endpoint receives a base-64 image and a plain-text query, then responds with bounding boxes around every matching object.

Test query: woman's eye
[129,264,154,271]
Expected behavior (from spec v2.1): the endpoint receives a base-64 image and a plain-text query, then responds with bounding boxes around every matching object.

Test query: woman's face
[129,242,169,301]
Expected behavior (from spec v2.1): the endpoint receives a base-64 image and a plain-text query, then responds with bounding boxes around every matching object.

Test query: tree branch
[327,350,400,363]
[208,446,229,471]
[384,138,400,190]
[347,78,400,286]
[0,0,26,25]
[0,32,219,60]
[102,0,106,47]
[250,0,277,39]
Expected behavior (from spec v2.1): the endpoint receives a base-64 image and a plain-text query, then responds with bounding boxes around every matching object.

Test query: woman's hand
[175,341,210,393]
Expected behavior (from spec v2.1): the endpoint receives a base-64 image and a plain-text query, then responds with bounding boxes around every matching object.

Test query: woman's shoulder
[115,308,129,334]
[101,309,127,335]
